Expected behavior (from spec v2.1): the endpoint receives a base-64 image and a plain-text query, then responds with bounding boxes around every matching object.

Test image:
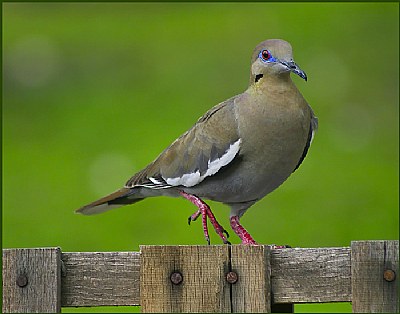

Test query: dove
[76,39,318,245]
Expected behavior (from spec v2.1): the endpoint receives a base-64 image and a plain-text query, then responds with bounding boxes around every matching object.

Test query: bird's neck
[248,72,295,94]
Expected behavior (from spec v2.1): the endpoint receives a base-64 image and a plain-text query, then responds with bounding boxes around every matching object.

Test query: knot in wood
[16,275,28,288]
[226,271,238,284]
[383,269,396,282]
[170,271,183,285]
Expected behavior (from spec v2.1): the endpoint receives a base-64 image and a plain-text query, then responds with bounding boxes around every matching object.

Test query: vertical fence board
[351,240,399,313]
[230,245,271,313]
[2,247,61,313]
[140,245,231,313]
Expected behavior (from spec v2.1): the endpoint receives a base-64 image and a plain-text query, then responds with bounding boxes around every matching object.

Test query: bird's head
[249,39,307,85]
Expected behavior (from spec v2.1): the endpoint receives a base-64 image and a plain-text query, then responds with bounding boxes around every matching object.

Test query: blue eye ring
[259,49,277,63]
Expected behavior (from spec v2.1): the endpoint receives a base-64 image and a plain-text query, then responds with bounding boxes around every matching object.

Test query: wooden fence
[2,240,398,313]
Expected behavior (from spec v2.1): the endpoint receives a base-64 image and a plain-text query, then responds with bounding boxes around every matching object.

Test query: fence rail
[2,240,398,313]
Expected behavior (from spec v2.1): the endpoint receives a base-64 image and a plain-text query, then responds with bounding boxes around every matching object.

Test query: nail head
[384,269,396,282]
[170,271,183,285]
[226,271,238,284]
[16,275,28,287]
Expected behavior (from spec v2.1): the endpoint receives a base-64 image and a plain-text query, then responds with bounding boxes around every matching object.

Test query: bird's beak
[280,60,307,81]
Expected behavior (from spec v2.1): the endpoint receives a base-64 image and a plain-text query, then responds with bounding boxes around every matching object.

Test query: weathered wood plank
[2,247,61,313]
[58,247,353,307]
[230,245,271,313]
[140,245,231,313]
[6,244,394,310]
[61,251,140,306]
[270,247,352,303]
[351,240,399,313]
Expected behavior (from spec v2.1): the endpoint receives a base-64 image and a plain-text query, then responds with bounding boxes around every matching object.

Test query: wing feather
[293,106,318,172]
[125,96,240,189]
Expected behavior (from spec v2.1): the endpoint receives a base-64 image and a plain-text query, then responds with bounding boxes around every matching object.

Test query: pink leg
[180,191,230,245]
[230,216,258,245]
[204,205,230,239]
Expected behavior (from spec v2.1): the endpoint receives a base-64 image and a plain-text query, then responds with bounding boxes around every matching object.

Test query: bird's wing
[125,96,241,189]
[293,105,318,172]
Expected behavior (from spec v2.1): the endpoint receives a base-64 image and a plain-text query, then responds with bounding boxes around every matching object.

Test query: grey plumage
[76,39,317,245]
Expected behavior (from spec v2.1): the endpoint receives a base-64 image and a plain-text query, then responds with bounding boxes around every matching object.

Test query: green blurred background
[3,3,399,313]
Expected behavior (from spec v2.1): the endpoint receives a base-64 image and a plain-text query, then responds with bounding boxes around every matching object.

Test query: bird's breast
[190,88,310,203]
[183,84,312,204]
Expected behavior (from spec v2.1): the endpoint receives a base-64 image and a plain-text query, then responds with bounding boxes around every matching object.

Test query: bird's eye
[261,50,272,61]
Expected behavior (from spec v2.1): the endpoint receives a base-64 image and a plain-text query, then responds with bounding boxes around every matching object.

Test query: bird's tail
[75,187,143,215]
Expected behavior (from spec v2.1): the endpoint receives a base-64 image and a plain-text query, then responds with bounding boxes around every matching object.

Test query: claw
[188,209,201,225]
[223,229,230,238]
[270,244,290,249]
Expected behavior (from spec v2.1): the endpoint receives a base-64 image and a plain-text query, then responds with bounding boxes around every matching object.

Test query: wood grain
[270,247,352,303]
[2,247,61,313]
[3,241,398,313]
[61,251,140,306]
[140,245,231,313]
[351,240,399,313]
[230,245,271,312]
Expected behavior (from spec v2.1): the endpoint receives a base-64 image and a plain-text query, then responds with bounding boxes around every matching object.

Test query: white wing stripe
[164,138,241,187]
[205,139,241,177]
[136,183,171,190]
[149,177,163,185]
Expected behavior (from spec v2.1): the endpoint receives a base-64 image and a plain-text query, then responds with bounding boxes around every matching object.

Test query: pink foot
[180,191,230,245]
[230,216,258,245]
